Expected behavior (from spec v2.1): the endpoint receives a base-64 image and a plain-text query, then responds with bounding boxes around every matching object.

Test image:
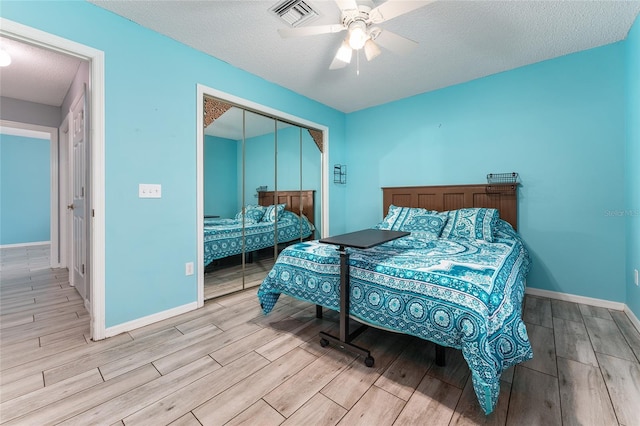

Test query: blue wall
[0,1,345,327]
[204,135,237,218]
[0,133,50,245]
[3,1,637,327]
[625,15,640,319]
[345,43,627,303]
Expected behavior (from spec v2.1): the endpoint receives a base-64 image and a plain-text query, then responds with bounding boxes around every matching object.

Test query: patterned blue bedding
[257,220,532,414]
[204,210,313,266]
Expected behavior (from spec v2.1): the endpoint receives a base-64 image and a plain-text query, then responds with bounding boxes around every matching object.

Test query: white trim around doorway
[1,18,106,340]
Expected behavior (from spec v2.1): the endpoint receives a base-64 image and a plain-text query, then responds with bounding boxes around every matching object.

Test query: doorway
[0,18,106,340]
[0,122,57,261]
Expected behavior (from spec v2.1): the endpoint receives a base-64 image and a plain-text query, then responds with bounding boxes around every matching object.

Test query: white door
[60,114,71,269]
[70,91,88,302]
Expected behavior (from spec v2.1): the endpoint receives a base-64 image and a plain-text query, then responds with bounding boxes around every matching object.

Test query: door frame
[196,84,329,307]
[0,18,107,340]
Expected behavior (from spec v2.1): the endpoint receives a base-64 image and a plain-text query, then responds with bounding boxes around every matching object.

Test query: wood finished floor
[2,244,640,425]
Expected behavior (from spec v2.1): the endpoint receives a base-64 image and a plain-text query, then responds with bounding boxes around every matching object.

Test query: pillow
[441,208,499,242]
[378,205,428,229]
[262,203,286,222]
[377,205,448,238]
[235,205,265,223]
[401,211,449,238]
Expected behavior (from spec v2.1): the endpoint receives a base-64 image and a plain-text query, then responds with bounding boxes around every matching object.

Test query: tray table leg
[318,246,374,367]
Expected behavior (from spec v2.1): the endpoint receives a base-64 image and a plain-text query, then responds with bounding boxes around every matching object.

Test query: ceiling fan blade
[374,29,418,56]
[335,0,358,12]
[369,0,431,23]
[278,24,346,38]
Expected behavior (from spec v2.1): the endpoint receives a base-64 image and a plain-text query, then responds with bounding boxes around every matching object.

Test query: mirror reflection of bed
[203,96,322,300]
[203,190,315,299]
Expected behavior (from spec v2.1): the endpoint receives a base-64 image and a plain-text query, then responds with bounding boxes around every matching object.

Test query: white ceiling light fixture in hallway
[0,48,11,67]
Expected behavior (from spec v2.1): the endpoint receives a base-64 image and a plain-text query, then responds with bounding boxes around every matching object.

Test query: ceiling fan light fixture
[335,40,353,64]
[347,20,368,50]
[364,39,381,61]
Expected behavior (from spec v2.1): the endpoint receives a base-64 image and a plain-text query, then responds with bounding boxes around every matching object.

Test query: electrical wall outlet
[185,262,194,276]
[635,269,639,286]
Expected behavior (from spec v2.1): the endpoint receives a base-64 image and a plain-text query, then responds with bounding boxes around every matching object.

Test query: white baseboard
[623,305,640,333]
[104,301,198,338]
[0,241,50,249]
[525,287,626,311]
[525,287,640,333]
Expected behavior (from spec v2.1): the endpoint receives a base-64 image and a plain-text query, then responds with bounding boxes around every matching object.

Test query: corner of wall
[625,13,640,319]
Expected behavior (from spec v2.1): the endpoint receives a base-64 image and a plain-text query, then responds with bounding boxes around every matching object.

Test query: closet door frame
[196,84,329,307]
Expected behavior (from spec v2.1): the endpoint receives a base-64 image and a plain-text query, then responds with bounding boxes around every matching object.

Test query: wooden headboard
[382,184,518,230]
[258,190,315,226]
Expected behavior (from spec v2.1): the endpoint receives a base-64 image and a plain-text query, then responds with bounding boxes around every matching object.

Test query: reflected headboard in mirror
[258,190,315,226]
[382,184,518,230]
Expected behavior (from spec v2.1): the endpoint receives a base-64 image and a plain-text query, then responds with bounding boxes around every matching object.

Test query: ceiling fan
[277,0,430,70]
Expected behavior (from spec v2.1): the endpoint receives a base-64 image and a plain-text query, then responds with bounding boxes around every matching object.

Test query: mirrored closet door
[203,95,322,300]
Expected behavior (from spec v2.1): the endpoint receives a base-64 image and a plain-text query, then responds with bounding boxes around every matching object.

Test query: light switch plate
[139,184,161,198]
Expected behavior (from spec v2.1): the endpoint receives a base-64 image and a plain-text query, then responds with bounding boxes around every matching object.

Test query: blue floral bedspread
[257,224,532,414]
[204,210,313,265]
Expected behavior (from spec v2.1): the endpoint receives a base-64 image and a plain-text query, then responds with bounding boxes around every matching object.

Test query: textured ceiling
[90,0,640,113]
[2,1,639,112]
[0,36,82,107]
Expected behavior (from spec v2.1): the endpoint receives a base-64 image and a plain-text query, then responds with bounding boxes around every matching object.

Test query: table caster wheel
[364,356,374,367]
[320,338,329,347]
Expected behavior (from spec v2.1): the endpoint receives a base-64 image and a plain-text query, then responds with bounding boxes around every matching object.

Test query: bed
[203,190,315,267]
[257,184,532,414]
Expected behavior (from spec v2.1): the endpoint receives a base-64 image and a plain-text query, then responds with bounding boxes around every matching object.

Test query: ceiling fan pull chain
[356,50,360,76]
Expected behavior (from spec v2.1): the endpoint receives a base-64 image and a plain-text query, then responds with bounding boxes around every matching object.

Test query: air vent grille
[270,0,319,27]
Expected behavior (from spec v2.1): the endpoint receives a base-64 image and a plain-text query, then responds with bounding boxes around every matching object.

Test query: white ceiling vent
[270,0,319,27]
